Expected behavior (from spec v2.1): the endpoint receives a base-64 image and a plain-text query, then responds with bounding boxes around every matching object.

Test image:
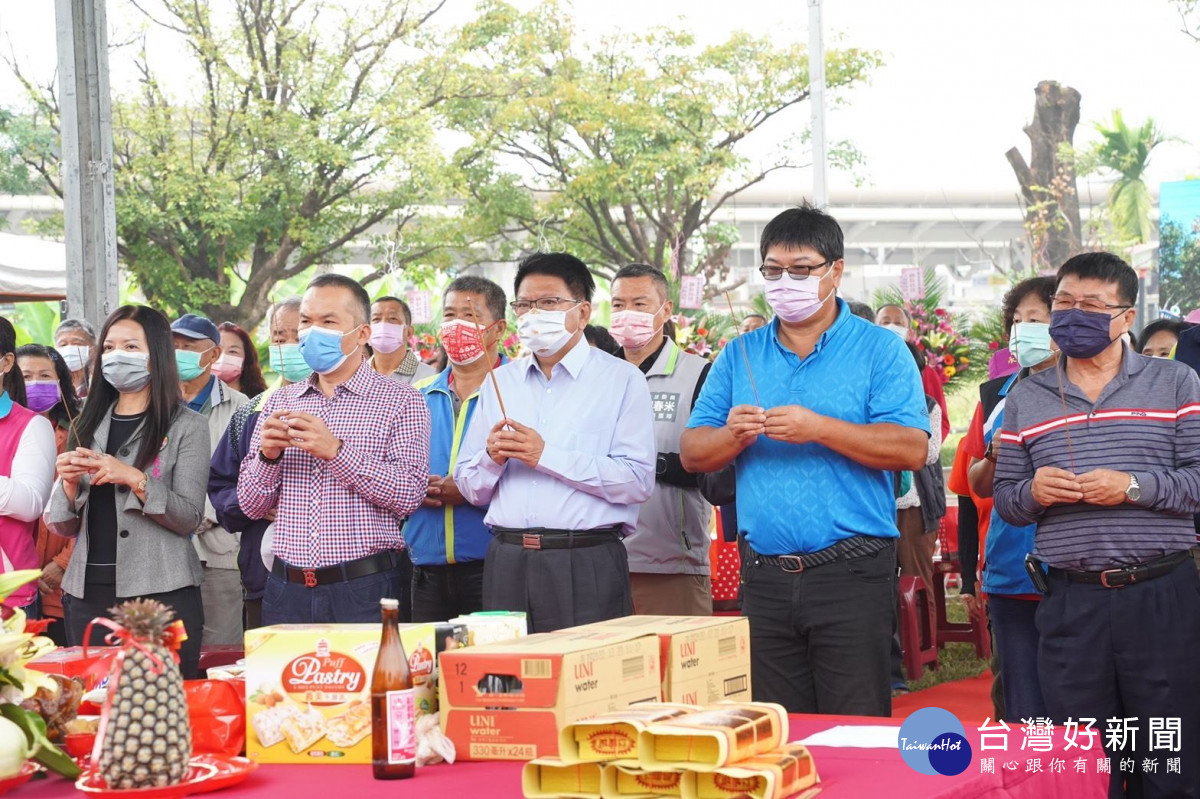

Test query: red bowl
[65,732,97,758]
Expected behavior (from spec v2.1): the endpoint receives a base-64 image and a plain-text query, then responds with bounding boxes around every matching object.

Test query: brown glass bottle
[371,597,415,779]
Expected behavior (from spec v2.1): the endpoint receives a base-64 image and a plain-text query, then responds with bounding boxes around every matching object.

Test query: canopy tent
[0,232,67,302]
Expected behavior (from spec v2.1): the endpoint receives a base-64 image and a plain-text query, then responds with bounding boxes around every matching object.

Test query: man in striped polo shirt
[995,252,1200,799]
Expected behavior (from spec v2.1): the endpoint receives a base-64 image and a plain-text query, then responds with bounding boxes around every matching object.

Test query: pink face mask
[765,270,834,323]
[211,354,244,383]
[369,322,408,354]
[610,305,665,351]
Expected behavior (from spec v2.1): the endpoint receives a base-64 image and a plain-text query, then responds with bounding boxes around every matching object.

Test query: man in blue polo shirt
[406,276,509,622]
[681,203,930,717]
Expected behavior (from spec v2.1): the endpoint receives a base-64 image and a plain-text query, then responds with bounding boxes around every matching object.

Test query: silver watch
[1125,473,1141,503]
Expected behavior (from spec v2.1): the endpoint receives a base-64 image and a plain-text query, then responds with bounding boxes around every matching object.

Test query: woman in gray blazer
[44,305,210,678]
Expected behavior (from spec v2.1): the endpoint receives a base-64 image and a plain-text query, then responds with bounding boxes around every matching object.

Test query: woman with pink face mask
[16,344,81,642]
[680,204,932,718]
[215,322,268,397]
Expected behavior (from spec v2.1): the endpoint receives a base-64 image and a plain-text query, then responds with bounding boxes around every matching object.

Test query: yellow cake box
[637,703,789,772]
[522,757,604,799]
[601,763,687,799]
[685,744,819,799]
[244,622,455,764]
[558,703,699,766]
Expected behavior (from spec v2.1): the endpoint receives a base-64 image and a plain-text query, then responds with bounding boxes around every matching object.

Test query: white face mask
[881,323,908,340]
[517,306,578,358]
[58,345,92,373]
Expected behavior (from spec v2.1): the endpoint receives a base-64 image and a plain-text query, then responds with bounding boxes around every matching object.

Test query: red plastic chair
[932,508,992,659]
[897,575,939,681]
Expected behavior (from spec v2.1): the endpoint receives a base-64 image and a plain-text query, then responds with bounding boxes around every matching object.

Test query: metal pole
[808,0,828,209]
[56,0,118,329]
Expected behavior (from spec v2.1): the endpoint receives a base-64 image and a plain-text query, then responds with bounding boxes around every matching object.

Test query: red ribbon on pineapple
[82,618,187,777]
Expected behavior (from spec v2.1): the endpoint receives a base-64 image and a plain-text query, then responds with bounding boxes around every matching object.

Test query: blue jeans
[988,594,1046,721]
[261,567,403,625]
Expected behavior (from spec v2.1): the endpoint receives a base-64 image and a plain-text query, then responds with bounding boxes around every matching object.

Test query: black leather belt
[492,525,621,550]
[271,551,398,588]
[1049,550,1191,589]
[755,535,896,573]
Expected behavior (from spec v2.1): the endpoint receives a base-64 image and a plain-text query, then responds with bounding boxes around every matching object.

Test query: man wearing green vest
[406,276,509,622]
[611,264,714,615]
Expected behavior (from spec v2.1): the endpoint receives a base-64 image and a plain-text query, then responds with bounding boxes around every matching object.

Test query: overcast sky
[2,0,1196,195]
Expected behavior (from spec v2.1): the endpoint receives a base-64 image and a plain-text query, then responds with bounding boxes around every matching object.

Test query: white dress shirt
[0,413,56,522]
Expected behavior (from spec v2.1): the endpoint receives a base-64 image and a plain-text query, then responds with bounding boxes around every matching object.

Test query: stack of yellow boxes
[522,702,820,799]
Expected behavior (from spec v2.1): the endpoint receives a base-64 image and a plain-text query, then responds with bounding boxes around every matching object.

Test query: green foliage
[0,704,80,778]
[11,0,468,331]
[442,0,881,295]
[0,108,55,200]
[1077,110,1172,245]
[6,302,59,347]
[1158,218,1200,312]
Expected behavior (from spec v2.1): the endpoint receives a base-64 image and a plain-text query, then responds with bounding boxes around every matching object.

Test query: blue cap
[171,313,220,346]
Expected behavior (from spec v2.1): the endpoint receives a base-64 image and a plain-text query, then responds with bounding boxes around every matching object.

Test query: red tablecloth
[20,715,1107,798]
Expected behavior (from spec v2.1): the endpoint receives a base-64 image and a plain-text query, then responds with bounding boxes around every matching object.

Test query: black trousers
[64,583,205,680]
[741,542,895,716]
[482,534,632,633]
[411,561,486,623]
[1038,559,1200,799]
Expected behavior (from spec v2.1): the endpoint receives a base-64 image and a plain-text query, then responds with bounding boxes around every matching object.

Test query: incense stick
[471,302,511,425]
[1053,357,1077,473]
[724,292,762,407]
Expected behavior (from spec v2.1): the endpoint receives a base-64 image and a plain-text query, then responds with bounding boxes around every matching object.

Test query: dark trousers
[742,543,896,716]
[64,584,204,680]
[396,548,413,623]
[411,561,485,623]
[1037,560,1200,799]
[988,595,1046,722]
[244,598,263,632]
[261,566,403,625]
[482,535,632,633]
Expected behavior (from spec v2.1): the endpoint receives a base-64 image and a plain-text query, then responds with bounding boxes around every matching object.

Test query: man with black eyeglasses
[681,204,930,717]
[454,252,656,633]
[995,252,1200,799]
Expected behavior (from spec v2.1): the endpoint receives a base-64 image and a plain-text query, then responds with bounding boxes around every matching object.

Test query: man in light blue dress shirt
[454,253,657,632]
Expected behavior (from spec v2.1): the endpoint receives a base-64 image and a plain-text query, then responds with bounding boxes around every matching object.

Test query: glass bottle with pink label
[371,597,415,780]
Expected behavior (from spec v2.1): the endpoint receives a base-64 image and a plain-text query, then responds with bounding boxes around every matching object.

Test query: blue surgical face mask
[1010,322,1054,368]
[268,343,313,383]
[1050,308,1121,360]
[174,345,214,382]
[298,325,359,375]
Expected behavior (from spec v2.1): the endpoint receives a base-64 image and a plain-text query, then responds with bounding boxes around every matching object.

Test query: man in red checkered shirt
[238,274,431,624]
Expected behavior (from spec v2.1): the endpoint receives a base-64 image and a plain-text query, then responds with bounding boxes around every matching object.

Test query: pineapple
[98,600,192,788]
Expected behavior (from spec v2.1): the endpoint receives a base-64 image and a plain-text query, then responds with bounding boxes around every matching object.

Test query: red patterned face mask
[440,319,498,365]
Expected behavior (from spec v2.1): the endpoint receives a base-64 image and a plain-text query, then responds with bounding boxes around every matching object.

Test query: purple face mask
[1049,308,1121,359]
[24,380,60,413]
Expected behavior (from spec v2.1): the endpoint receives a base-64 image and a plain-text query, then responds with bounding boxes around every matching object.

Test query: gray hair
[268,296,303,326]
[55,318,97,342]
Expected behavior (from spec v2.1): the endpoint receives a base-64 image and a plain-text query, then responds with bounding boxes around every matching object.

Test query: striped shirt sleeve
[993,382,1044,527]
[1135,367,1200,514]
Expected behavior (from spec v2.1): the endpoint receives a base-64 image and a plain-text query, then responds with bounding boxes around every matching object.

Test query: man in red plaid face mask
[403,276,510,622]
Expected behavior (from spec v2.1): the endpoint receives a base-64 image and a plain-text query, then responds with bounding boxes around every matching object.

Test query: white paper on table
[796,725,901,749]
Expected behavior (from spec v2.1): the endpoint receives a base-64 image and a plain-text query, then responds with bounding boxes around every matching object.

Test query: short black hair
[612,264,670,302]
[583,324,621,356]
[1139,319,1188,352]
[372,295,413,326]
[1001,276,1056,335]
[759,202,844,263]
[846,301,874,322]
[307,273,371,325]
[744,313,767,323]
[1056,252,1139,307]
[514,252,595,302]
[444,276,507,324]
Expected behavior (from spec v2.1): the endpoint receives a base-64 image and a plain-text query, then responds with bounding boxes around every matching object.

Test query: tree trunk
[1006,81,1082,269]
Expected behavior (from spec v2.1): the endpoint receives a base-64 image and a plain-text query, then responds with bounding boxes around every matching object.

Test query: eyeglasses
[1051,294,1132,314]
[758,261,832,281]
[509,297,580,314]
